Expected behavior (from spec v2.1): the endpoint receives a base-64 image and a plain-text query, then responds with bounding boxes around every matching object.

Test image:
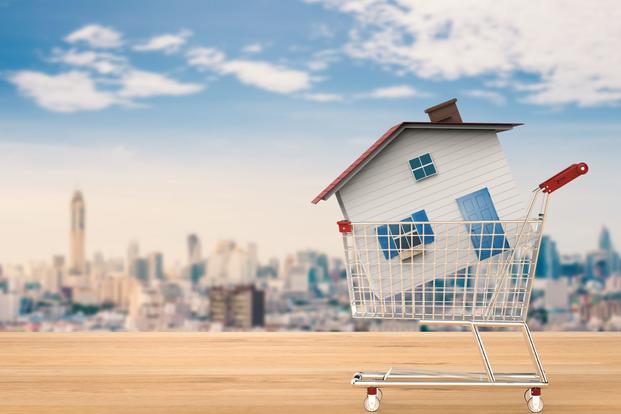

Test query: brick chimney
[424,98,463,123]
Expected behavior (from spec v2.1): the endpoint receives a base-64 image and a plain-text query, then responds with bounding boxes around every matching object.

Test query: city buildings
[0,191,620,333]
[209,285,264,330]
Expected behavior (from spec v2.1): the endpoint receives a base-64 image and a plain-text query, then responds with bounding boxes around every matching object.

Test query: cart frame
[338,163,588,413]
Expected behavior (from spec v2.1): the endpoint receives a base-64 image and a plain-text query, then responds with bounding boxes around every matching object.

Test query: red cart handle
[539,162,588,193]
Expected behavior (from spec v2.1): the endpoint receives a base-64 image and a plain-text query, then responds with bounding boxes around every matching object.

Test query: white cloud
[220,60,311,94]
[9,25,206,112]
[464,89,506,106]
[303,92,344,102]
[118,70,203,98]
[51,49,127,75]
[8,68,203,113]
[8,70,120,113]
[187,47,312,94]
[64,24,122,49]
[242,43,263,54]
[361,84,420,99]
[134,29,192,54]
[310,0,621,106]
[306,49,340,72]
[187,47,226,68]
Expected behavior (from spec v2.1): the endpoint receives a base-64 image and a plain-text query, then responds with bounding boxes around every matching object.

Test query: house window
[391,222,422,251]
[409,153,437,181]
[377,210,435,260]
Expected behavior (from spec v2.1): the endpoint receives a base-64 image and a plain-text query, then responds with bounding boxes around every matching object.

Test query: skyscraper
[69,190,85,275]
[592,226,619,277]
[187,234,201,265]
[148,252,164,281]
[599,226,613,251]
[535,235,560,279]
[127,241,140,277]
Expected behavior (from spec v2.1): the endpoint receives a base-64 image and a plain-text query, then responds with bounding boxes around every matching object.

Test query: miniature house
[313,99,525,298]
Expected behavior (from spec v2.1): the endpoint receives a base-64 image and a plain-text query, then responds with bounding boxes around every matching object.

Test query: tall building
[69,190,86,275]
[127,241,140,276]
[209,285,264,330]
[187,234,202,265]
[535,235,560,279]
[148,252,164,281]
[46,255,65,293]
[599,226,619,275]
[599,226,613,251]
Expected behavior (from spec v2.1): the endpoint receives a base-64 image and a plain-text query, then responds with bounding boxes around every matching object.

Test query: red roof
[311,121,521,204]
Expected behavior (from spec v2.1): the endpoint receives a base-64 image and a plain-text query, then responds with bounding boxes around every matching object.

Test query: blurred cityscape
[0,191,620,332]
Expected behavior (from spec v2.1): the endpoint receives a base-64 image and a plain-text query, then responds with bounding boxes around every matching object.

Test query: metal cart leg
[521,323,548,383]
[471,323,495,382]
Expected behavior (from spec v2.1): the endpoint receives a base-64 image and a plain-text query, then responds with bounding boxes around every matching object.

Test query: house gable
[335,128,524,223]
[311,122,520,205]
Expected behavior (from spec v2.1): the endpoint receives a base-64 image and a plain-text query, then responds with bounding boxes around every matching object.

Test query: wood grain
[0,332,620,413]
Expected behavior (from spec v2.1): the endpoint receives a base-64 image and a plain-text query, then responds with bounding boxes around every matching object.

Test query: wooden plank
[0,332,619,413]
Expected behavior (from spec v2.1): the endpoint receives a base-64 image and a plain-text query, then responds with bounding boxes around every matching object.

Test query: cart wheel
[527,396,544,413]
[524,388,531,402]
[363,395,380,412]
[376,388,383,401]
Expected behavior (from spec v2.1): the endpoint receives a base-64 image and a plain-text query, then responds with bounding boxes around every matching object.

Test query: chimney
[424,98,463,123]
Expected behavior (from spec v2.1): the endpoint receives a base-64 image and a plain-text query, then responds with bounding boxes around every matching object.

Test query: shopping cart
[337,163,588,413]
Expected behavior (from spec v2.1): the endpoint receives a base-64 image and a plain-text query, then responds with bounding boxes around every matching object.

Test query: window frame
[391,222,423,252]
[408,153,437,182]
[377,210,435,261]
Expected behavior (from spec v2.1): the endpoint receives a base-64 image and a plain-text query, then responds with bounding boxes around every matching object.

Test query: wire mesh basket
[341,218,542,322]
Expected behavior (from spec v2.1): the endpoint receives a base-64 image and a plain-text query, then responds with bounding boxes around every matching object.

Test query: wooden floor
[0,332,620,413]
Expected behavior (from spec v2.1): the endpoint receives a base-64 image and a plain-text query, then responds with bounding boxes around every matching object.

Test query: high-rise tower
[599,226,613,251]
[187,234,202,265]
[70,190,86,275]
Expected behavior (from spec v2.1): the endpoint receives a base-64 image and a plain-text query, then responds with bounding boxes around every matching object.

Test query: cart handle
[539,162,588,193]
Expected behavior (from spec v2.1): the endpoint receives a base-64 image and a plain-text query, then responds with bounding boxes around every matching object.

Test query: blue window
[409,153,437,182]
[456,188,510,261]
[377,210,435,260]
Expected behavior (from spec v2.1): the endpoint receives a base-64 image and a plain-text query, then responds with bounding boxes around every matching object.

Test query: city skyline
[0,188,615,268]
[1,187,620,332]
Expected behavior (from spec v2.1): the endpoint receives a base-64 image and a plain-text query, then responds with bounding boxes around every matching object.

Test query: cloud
[134,29,192,54]
[306,49,340,72]
[8,24,206,112]
[187,47,312,94]
[187,47,226,68]
[241,43,263,54]
[464,89,506,106]
[64,24,122,49]
[7,70,120,113]
[303,92,344,102]
[51,49,127,75]
[310,0,621,106]
[360,85,421,99]
[118,70,203,98]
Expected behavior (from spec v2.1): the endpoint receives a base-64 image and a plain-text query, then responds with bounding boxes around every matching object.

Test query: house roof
[311,121,522,204]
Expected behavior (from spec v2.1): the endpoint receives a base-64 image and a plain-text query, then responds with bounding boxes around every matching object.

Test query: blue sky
[0,0,619,264]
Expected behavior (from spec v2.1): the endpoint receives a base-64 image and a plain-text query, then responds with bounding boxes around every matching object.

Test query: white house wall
[336,128,525,302]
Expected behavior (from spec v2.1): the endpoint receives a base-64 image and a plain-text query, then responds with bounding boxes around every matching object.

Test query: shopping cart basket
[338,163,588,413]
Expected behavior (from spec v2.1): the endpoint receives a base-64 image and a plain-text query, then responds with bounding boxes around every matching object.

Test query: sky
[0,0,620,266]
